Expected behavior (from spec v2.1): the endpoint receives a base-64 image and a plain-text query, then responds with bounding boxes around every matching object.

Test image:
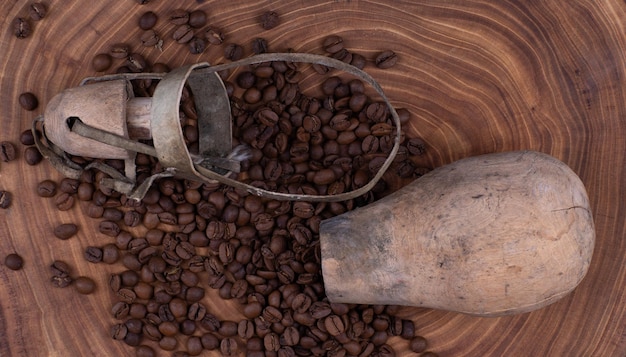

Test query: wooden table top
[1,1,625,356]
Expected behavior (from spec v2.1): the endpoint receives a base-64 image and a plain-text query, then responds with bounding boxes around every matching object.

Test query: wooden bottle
[320,151,595,316]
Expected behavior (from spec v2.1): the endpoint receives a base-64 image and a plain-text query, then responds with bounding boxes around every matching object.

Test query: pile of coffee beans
[14,3,439,356]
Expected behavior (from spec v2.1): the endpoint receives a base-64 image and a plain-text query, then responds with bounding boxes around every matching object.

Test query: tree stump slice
[1,1,625,356]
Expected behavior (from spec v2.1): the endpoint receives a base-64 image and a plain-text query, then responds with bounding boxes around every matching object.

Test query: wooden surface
[1,1,625,356]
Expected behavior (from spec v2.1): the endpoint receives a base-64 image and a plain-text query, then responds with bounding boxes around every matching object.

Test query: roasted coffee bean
[224,43,244,61]
[138,11,158,30]
[117,288,137,303]
[159,336,178,351]
[325,315,345,336]
[140,30,160,47]
[220,337,239,356]
[112,301,130,319]
[189,36,206,54]
[74,276,96,294]
[99,220,121,237]
[4,253,23,270]
[136,345,156,357]
[169,9,189,25]
[323,35,344,54]
[84,246,103,263]
[375,50,398,69]
[252,37,269,54]
[54,192,74,211]
[53,223,78,240]
[23,146,42,165]
[351,53,366,69]
[124,332,141,347]
[204,27,225,45]
[188,9,207,28]
[264,332,281,352]
[126,53,147,72]
[50,260,71,277]
[260,11,280,30]
[19,129,35,146]
[0,141,16,162]
[92,53,112,72]
[37,180,57,197]
[218,320,238,337]
[0,191,12,209]
[111,323,128,341]
[50,273,72,287]
[101,243,119,264]
[172,24,194,44]
[19,92,39,111]
[13,17,31,38]
[109,43,130,59]
[29,3,47,21]
[180,319,197,336]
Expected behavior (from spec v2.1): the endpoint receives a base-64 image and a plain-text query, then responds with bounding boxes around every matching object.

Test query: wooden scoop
[320,151,595,316]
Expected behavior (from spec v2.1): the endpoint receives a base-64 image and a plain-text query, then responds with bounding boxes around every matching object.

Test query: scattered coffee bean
[138,11,158,30]
[260,11,280,30]
[13,17,31,38]
[92,53,113,72]
[0,191,12,209]
[188,10,207,28]
[109,43,130,59]
[19,130,35,146]
[24,146,43,165]
[4,253,23,270]
[409,336,428,353]
[18,92,39,110]
[323,35,344,54]
[53,223,78,240]
[188,37,206,54]
[224,43,244,61]
[0,141,17,162]
[172,25,194,44]
[75,276,96,294]
[252,38,269,54]
[37,180,57,197]
[85,246,103,263]
[140,30,160,47]
[169,9,189,25]
[375,50,399,69]
[29,3,47,21]
[54,192,75,211]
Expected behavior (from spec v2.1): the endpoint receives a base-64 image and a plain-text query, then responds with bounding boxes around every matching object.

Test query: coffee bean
[323,35,344,54]
[136,345,156,357]
[36,180,57,197]
[4,253,23,270]
[351,53,366,69]
[75,276,96,294]
[224,43,244,61]
[54,192,74,211]
[0,141,16,162]
[92,53,112,72]
[99,220,121,237]
[0,191,12,209]
[169,9,189,25]
[189,37,206,54]
[252,37,269,54]
[220,337,239,356]
[53,223,78,240]
[375,50,398,69]
[203,27,224,45]
[127,53,147,72]
[85,246,103,263]
[138,11,158,30]
[29,3,47,21]
[13,18,31,38]
[18,92,39,111]
[140,30,160,47]
[260,11,280,30]
[188,10,207,28]
[109,43,130,59]
[172,25,194,44]
[23,146,42,165]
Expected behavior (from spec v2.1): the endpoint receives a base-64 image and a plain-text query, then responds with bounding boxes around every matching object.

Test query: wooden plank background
[1,1,625,356]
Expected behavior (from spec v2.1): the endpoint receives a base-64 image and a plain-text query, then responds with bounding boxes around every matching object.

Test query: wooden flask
[320,151,595,316]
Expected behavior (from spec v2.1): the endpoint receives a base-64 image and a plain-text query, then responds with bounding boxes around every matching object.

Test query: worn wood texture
[0,0,625,356]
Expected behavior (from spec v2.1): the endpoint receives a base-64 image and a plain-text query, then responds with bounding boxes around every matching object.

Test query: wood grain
[1,0,625,356]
